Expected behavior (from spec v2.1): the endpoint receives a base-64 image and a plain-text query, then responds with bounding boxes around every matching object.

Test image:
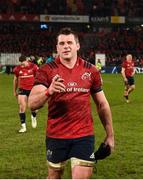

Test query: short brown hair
[19,55,26,62]
[56,27,79,43]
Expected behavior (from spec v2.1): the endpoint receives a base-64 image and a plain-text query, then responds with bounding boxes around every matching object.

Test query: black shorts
[18,88,31,96]
[46,135,95,163]
[126,76,135,86]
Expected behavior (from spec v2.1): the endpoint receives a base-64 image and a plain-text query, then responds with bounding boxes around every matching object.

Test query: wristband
[45,89,49,97]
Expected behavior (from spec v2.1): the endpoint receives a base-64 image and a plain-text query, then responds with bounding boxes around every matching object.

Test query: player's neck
[60,56,77,69]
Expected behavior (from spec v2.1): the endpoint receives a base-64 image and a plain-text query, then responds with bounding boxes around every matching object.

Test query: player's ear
[56,45,59,52]
[77,43,80,51]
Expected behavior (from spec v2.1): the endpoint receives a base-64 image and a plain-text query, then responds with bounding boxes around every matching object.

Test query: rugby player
[28,27,114,179]
[13,55,39,133]
[121,54,135,103]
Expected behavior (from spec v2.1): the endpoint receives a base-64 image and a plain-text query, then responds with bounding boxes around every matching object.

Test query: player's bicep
[30,84,47,96]
[13,75,16,80]
[28,84,48,110]
[13,75,18,84]
[92,90,108,107]
[121,67,125,74]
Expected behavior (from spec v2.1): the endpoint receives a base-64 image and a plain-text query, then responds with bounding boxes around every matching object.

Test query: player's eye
[67,41,73,45]
[59,42,65,45]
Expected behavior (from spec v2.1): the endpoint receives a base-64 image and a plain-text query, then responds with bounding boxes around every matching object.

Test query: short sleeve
[90,66,102,94]
[34,65,50,88]
[122,61,125,68]
[13,66,19,77]
[33,64,39,76]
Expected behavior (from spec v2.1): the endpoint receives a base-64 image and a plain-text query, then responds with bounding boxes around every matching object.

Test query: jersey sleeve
[33,64,39,76]
[13,66,19,77]
[90,66,102,94]
[34,65,50,88]
[122,61,126,68]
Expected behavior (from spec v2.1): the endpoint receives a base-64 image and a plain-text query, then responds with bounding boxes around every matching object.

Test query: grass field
[0,73,143,179]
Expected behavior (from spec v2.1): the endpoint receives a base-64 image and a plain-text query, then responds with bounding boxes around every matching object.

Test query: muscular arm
[28,85,48,111]
[13,75,18,97]
[28,75,66,111]
[92,91,114,149]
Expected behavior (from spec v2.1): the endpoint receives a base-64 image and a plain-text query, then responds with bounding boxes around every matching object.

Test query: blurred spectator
[0,0,143,16]
[0,23,143,66]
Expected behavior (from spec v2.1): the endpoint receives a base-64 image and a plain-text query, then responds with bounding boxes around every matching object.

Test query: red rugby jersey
[122,60,135,77]
[35,57,102,139]
[13,62,38,90]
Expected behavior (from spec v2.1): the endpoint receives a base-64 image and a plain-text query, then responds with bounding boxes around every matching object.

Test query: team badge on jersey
[81,72,91,80]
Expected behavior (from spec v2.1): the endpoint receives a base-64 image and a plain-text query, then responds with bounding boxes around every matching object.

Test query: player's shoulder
[46,61,58,69]
[79,57,99,72]
[122,59,126,66]
[38,61,58,73]
[13,65,20,71]
[79,57,92,68]
[32,62,39,69]
[28,61,37,68]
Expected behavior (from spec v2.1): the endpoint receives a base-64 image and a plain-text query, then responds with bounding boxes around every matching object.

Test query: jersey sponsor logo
[67,82,77,87]
[19,70,23,74]
[28,70,32,73]
[66,87,89,93]
[81,72,91,80]
[20,75,34,78]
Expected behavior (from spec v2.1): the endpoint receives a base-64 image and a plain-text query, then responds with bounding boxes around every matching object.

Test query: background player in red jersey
[13,55,39,133]
[28,28,114,179]
[121,54,135,103]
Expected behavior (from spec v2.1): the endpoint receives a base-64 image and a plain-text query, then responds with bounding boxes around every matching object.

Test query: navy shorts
[46,135,95,163]
[18,88,31,96]
[126,76,135,86]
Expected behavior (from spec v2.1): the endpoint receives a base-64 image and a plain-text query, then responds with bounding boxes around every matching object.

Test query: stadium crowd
[0,0,143,68]
[0,0,143,17]
[0,22,143,67]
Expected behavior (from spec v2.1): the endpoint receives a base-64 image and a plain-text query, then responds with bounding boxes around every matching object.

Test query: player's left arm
[92,91,114,151]
[132,66,136,76]
[13,75,18,97]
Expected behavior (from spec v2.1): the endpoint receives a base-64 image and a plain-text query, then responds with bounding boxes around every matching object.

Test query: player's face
[126,55,132,62]
[56,34,80,61]
[21,60,28,66]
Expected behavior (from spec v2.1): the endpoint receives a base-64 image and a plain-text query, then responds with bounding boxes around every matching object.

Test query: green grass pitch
[0,73,143,179]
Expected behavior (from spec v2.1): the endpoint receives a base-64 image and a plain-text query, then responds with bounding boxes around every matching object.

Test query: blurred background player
[13,55,39,133]
[28,27,114,179]
[121,54,135,103]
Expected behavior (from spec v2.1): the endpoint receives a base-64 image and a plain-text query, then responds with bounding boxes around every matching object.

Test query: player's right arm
[28,84,48,111]
[13,75,18,97]
[121,67,127,83]
[28,75,66,111]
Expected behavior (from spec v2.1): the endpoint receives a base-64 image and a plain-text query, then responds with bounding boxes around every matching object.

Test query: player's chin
[62,55,72,60]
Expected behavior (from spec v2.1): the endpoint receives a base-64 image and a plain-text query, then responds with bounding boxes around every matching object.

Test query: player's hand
[124,78,128,85]
[104,135,114,152]
[14,91,18,97]
[48,75,66,95]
